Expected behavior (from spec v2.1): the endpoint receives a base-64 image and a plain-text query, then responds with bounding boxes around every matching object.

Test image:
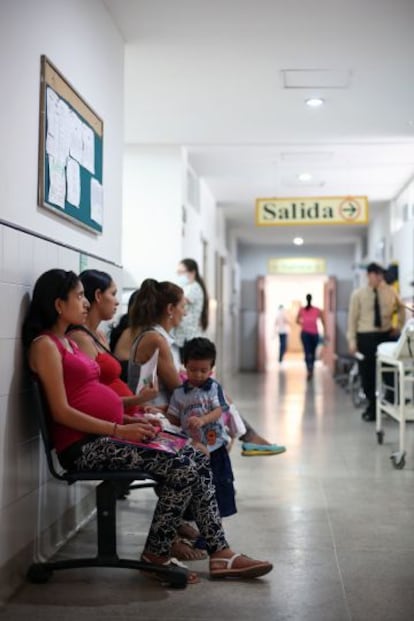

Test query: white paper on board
[66,157,81,207]
[90,178,103,225]
[48,157,66,208]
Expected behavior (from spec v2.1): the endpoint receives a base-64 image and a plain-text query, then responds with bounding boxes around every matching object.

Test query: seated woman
[127,280,285,456]
[67,270,156,418]
[23,269,273,584]
[68,269,206,561]
[109,289,139,383]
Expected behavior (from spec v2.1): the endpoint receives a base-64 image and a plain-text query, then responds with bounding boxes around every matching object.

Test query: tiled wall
[0,222,122,602]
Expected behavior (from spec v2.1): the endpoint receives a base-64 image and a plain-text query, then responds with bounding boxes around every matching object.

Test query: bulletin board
[38,56,104,234]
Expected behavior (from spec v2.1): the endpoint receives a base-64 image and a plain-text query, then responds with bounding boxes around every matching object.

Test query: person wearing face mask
[174,259,209,355]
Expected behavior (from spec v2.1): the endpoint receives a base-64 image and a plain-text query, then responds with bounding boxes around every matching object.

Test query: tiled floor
[2,360,414,620]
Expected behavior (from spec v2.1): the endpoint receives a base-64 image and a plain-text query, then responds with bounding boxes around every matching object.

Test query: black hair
[305,294,312,309]
[182,337,216,367]
[129,279,183,334]
[180,258,209,331]
[79,269,112,305]
[109,289,139,352]
[366,262,385,275]
[22,269,80,348]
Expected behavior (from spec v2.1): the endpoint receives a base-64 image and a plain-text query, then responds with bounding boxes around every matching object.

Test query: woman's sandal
[177,521,200,540]
[141,554,200,585]
[209,553,273,579]
[171,536,208,561]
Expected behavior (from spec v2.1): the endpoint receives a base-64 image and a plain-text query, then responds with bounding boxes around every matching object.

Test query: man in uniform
[347,262,405,421]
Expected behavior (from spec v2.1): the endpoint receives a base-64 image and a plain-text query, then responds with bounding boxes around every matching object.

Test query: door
[257,276,266,372]
[323,276,337,374]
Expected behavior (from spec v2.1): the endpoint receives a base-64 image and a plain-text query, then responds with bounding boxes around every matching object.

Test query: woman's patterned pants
[73,438,229,556]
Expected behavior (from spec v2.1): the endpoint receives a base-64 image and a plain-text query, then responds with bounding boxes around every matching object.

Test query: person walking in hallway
[347,262,405,421]
[274,304,290,363]
[296,294,325,380]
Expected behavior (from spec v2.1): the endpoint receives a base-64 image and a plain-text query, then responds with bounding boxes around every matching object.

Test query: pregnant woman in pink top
[296,294,326,380]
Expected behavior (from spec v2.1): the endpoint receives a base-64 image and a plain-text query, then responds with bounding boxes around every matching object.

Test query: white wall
[122,145,183,287]
[0,0,124,602]
[367,202,390,265]
[389,179,414,301]
[0,0,124,265]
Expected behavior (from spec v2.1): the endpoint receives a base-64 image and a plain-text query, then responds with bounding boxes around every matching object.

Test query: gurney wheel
[390,451,406,470]
[376,431,384,445]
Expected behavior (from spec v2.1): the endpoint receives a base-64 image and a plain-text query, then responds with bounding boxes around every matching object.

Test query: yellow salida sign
[256,196,369,226]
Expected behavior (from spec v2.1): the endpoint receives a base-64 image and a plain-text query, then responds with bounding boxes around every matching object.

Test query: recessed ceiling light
[305,97,324,107]
[293,237,304,246]
[298,172,313,182]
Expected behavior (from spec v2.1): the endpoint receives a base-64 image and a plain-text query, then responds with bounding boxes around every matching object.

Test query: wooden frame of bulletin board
[38,55,104,234]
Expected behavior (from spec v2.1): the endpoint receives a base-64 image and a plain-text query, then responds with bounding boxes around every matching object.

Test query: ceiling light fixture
[293,237,304,246]
[298,172,313,182]
[305,97,324,107]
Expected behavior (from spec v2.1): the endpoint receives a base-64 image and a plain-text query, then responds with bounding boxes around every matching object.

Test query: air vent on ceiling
[281,69,351,89]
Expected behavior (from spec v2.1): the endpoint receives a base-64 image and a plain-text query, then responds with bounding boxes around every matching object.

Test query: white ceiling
[104,0,414,247]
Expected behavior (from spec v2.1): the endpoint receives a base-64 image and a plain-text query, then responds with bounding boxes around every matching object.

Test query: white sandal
[209,553,273,579]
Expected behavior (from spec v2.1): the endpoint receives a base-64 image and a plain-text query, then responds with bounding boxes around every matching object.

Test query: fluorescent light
[305,97,324,107]
[298,172,313,182]
[293,237,304,246]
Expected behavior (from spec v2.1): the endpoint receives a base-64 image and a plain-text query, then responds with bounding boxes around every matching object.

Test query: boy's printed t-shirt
[167,378,229,452]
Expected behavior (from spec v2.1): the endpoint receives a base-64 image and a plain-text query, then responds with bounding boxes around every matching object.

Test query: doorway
[262,274,328,371]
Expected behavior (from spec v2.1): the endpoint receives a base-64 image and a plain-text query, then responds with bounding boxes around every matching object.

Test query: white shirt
[174,281,205,346]
[274,308,290,334]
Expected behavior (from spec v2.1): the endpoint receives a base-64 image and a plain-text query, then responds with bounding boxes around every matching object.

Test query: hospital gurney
[376,319,414,469]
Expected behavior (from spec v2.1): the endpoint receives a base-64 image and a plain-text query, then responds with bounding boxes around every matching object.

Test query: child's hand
[188,416,203,430]
[192,441,209,457]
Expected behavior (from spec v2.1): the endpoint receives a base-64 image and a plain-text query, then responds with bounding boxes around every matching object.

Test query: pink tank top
[43,333,123,453]
[298,306,321,335]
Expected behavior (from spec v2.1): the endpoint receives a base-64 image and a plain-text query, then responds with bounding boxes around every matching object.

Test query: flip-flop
[241,442,286,455]
[140,554,200,585]
[210,553,273,579]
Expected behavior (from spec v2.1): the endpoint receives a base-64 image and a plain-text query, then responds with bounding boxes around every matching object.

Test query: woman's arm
[30,337,156,442]
[135,332,181,391]
[120,384,159,413]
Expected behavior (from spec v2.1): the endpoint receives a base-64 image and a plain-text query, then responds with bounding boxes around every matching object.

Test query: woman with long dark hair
[23,269,273,583]
[68,270,157,415]
[128,276,286,457]
[174,258,209,349]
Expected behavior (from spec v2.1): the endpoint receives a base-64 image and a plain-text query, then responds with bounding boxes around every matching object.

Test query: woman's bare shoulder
[135,330,169,361]
[29,335,60,369]
[67,328,91,345]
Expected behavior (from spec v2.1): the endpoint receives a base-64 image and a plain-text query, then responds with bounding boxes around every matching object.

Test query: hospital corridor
[2,1,414,620]
[2,362,414,620]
